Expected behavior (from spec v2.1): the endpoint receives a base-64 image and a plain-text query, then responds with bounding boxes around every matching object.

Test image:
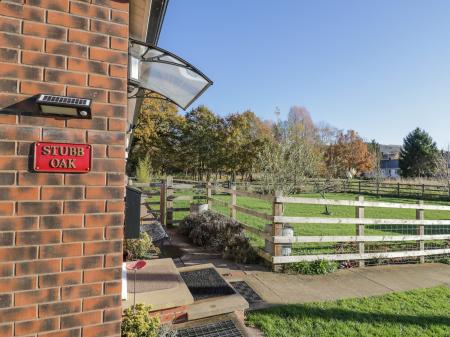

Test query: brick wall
[0,0,129,336]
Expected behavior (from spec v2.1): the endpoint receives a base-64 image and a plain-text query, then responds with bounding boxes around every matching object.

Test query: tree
[399,128,440,178]
[325,130,375,178]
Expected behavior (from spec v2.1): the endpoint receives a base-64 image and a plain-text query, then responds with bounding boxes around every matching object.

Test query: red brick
[16,230,61,245]
[39,327,81,337]
[92,144,107,158]
[19,115,66,128]
[0,202,14,216]
[26,0,70,12]
[109,64,127,77]
[14,317,59,335]
[0,172,15,185]
[82,294,121,311]
[0,324,12,336]
[0,217,38,231]
[108,90,127,104]
[60,310,102,329]
[0,79,17,93]
[0,114,17,124]
[0,125,40,141]
[109,118,127,132]
[39,271,81,288]
[84,240,122,255]
[93,0,128,11]
[90,47,127,65]
[91,102,127,118]
[0,32,43,51]
[68,29,108,47]
[66,117,107,130]
[21,81,65,96]
[69,2,109,20]
[0,16,21,33]
[0,141,15,155]
[0,276,36,292]
[104,281,121,295]
[0,186,38,201]
[90,19,127,38]
[0,93,29,107]
[43,128,85,143]
[41,187,85,200]
[45,69,87,86]
[0,48,18,63]
[107,145,125,158]
[85,213,123,227]
[84,268,121,283]
[104,254,121,268]
[0,232,14,246]
[64,200,105,214]
[92,158,125,172]
[0,62,42,80]
[0,246,37,262]
[87,130,125,145]
[18,172,63,186]
[14,288,59,306]
[106,173,124,186]
[63,228,103,243]
[89,74,126,91]
[47,11,88,30]
[65,172,106,186]
[67,58,108,75]
[46,39,88,58]
[39,243,82,258]
[16,259,61,276]
[38,300,81,318]
[106,200,124,212]
[82,321,121,337]
[0,2,45,22]
[103,307,122,322]
[23,21,67,40]
[110,36,127,51]
[18,201,62,215]
[62,255,103,271]
[105,226,123,240]
[40,215,83,229]
[0,306,36,324]
[111,10,128,25]
[61,283,102,300]
[0,263,14,277]
[66,86,107,102]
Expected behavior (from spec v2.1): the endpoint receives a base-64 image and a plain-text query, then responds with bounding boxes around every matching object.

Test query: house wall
[0,1,129,336]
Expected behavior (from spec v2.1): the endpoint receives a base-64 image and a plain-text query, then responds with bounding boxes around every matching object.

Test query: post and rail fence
[140,177,450,271]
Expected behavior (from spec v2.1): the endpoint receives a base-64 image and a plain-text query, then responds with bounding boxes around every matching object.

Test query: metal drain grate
[180,268,235,301]
[230,281,263,303]
[177,320,244,337]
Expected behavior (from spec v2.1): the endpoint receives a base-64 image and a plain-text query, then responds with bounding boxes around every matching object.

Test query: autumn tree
[325,130,375,178]
[399,128,440,178]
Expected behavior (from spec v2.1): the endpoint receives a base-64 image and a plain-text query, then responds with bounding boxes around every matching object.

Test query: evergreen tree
[399,128,440,177]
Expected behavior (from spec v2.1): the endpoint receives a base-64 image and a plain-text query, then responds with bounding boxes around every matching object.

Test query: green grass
[246,286,450,337]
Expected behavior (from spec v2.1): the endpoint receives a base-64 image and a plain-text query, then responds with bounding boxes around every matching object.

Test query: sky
[158,0,450,148]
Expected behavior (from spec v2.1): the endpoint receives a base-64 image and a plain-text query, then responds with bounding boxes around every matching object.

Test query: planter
[190,203,208,215]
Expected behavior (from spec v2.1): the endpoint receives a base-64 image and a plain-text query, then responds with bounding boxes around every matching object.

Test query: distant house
[379,145,401,178]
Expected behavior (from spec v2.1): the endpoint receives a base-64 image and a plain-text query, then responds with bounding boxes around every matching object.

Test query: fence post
[160,179,167,226]
[355,195,365,267]
[416,200,425,263]
[230,184,236,219]
[166,176,174,227]
[272,190,284,272]
[206,181,212,209]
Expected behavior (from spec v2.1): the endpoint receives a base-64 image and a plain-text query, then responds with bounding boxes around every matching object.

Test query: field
[246,286,450,337]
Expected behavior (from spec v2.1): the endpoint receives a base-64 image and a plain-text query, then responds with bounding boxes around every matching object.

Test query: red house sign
[33,142,92,173]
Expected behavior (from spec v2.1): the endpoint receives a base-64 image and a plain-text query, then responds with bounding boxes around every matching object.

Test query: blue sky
[159,0,450,148]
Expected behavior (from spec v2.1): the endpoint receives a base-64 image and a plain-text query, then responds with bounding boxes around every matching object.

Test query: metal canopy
[128,39,213,110]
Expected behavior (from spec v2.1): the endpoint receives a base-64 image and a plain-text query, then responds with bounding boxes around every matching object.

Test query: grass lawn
[246,286,450,337]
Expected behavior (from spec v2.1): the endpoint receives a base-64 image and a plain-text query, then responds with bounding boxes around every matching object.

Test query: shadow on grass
[264,305,450,327]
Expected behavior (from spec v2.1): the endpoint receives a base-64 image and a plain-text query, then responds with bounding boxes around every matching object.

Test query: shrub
[122,304,160,337]
[179,211,257,264]
[284,259,338,275]
[136,157,152,184]
[124,232,159,261]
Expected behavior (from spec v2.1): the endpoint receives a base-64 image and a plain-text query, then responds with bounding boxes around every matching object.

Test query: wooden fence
[206,183,450,270]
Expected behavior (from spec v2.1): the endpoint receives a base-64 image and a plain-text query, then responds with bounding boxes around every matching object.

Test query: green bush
[124,232,159,261]
[122,304,160,337]
[284,259,338,275]
[179,211,258,264]
[136,157,152,184]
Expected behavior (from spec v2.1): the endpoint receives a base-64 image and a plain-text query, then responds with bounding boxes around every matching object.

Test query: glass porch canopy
[128,39,213,110]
